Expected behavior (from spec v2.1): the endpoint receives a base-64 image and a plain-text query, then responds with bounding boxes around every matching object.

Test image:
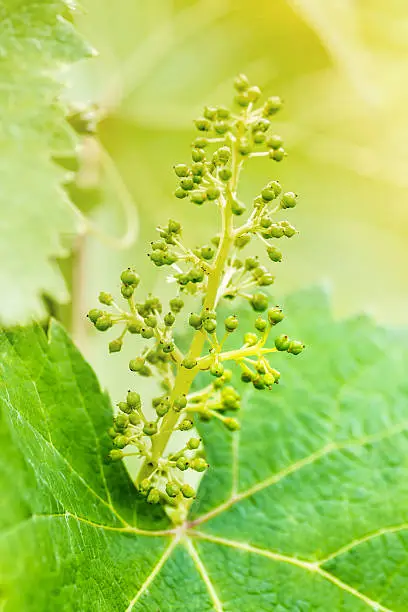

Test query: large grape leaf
[0,1,91,325]
[1,289,408,610]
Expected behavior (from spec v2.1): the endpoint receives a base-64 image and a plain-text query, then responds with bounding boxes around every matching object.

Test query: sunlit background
[60,0,408,402]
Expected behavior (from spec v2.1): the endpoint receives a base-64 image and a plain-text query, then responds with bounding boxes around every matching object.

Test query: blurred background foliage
[61,0,408,401]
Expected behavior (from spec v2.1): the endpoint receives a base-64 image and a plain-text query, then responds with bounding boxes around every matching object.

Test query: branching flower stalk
[87,74,304,523]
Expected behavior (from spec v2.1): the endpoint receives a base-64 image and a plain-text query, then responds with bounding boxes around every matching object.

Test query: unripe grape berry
[250,292,269,312]
[206,186,220,201]
[189,313,202,329]
[182,357,197,369]
[174,164,189,177]
[121,268,140,286]
[288,340,305,355]
[203,318,217,333]
[121,285,134,299]
[95,316,112,331]
[109,338,123,353]
[267,246,283,262]
[270,147,285,162]
[224,417,240,431]
[224,315,238,332]
[268,307,284,325]
[244,332,258,346]
[181,484,195,498]
[143,421,158,436]
[254,316,267,332]
[166,482,180,498]
[129,357,145,372]
[180,177,194,191]
[187,437,200,450]
[176,456,189,471]
[109,449,124,462]
[210,363,224,378]
[88,308,102,323]
[234,73,250,91]
[175,187,187,199]
[127,391,141,410]
[190,457,208,472]
[147,488,161,504]
[275,334,290,351]
[179,419,193,431]
[114,435,128,449]
[281,192,297,209]
[169,297,184,313]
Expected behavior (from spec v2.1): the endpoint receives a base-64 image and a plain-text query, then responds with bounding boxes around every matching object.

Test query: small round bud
[260,217,272,228]
[206,186,220,201]
[144,314,157,328]
[194,117,211,131]
[261,188,276,202]
[281,222,297,238]
[192,162,205,176]
[190,190,207,205]
[189,313,202,330]
[267,246,283,263]
[175,187,187,199]
[245,256,258,270]
[127,391,141,410]
[147,488,160,504]
[156,401,169,418]
[216,106,230,119]
[95,316,112,331]
[266,224,284,239]
[109,338,123,353]
[234,73,250,91]
[182,357,197,369]
[168,219,181,234]
[241,368,254,383]
[166,482,180,498]
[263,373,276,387]
[253,131,265,144]
[187,437,200,450]
[190,457,208,472]
[281,192,297,209]
[210,363,224,378]
[129,413,141,426]
[288,340,305,355]
[141,327,154,339]
[267,134,283,149]
[88,308,102,323]
[115,414,129,429]
[224,417,240,431]
[254,316,267,332]
[224,315,238,332]
[217,146,231,164]
[188,267,204,283]
[259,274,275,286]
[238,138,252,156]
[113,435,128,449]
[203,318,217,333]
[270,147,285,162]
[203,106,217,120]
[194,137,209,149]
[250,292,269,312]
[268,307,284,325]
[219,168,232,182]
[174,164,189,177]
[181,484,195,498]
[176,456,189,471]
[244,332,258,346]
[231,199,246,216]
[192,147,205,162]
[235,92,250,107]
[234,234,251,249]
[180,177,194,191]
[118,401,132,414]
[170,297,184,313]
[108,449,124,462]
[121,285,134,299]
[129,357,145,372]
[179,419,193,431]
[121,268,140,286]
[253,375,266,390]
[214,121,229,135]
[200,245,215,260]
[275,334,290,351]
[143,421,158,436]
[98,291,113,306]
[164,312,176,327]
[263,96,283,116]
[174,395,187,411]
[162,342,175,354]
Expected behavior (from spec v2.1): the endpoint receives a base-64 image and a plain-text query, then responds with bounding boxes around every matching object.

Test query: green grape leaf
[2,289,408,610]
[0,1,91,325]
